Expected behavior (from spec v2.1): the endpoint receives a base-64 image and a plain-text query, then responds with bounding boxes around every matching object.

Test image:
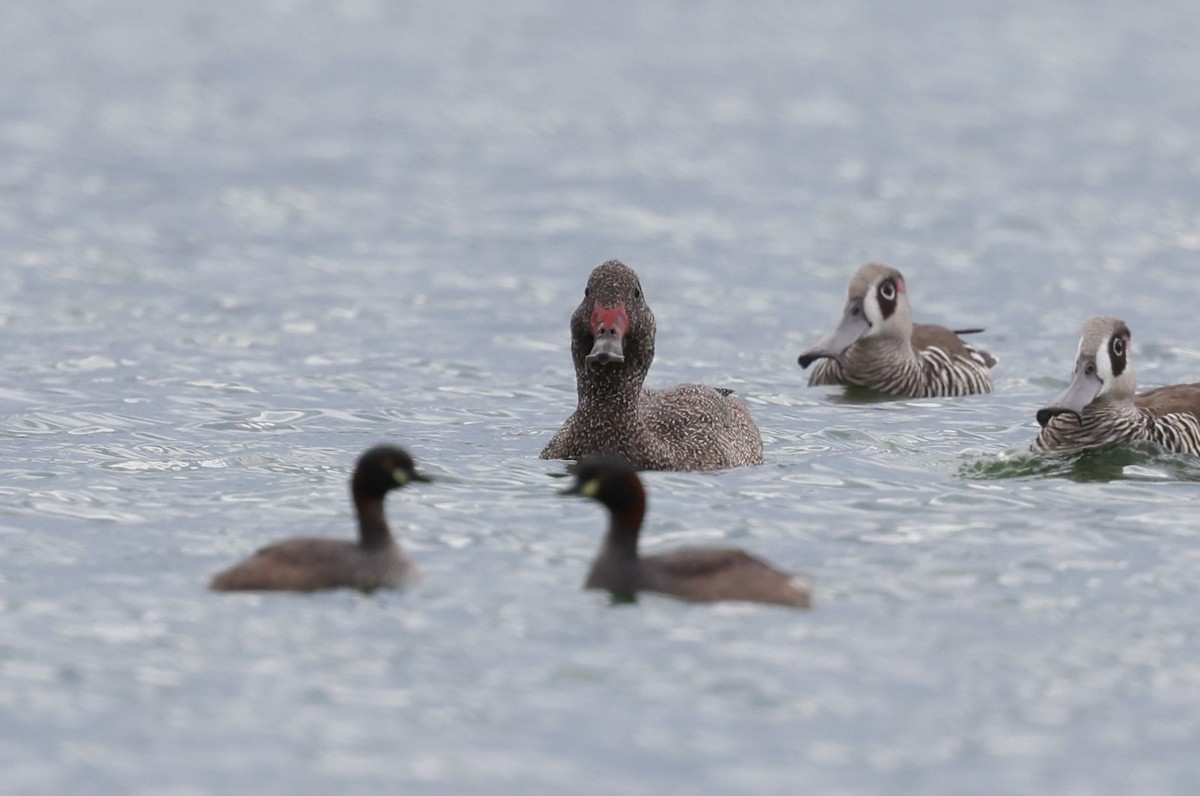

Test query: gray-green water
[3,2,1200,794]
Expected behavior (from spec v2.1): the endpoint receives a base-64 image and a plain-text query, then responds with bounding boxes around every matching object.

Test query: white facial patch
[1093,335,1115,394]
[860,284,884,336]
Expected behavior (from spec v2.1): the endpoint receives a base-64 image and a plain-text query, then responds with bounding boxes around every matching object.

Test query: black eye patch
[1109,335,1127,376]
[877,279,898,319]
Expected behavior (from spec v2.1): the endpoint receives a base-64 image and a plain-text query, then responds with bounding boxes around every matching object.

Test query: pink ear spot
[895,277,905,293]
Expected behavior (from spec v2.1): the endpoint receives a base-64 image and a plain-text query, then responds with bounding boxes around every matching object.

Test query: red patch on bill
[591,301,628,338]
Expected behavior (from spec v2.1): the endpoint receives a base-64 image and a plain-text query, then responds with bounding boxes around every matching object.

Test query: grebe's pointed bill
[560,477,601,498]
[798,300,870,369]
[396,468,433,485]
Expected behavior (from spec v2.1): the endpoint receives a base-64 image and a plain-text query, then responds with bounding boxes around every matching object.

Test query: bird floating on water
[563,454,812,608]
[798,263,995,398]
[210,445,429,593]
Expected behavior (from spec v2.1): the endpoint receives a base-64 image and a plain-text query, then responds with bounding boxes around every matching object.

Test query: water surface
[3,2,1200,794]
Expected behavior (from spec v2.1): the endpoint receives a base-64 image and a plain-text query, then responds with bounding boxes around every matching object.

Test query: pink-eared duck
[798,263,995,397]
[1034,316,1200,454]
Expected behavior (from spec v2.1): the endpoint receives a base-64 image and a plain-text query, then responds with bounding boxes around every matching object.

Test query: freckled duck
[210,445,428,593]
[541,259,763,471]
[798,263,995,397]
[1034,316,1200,454]
[563,454,812,608]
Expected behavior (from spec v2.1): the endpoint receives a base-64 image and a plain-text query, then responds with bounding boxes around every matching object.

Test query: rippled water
[4,1,1200,794]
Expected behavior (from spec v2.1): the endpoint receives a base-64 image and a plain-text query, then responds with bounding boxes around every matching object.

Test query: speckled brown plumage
[540,260,763,471]
[210,445,427,593]
[563,455,811,608]
[798,263,995,398]
[1033,316,1200,454]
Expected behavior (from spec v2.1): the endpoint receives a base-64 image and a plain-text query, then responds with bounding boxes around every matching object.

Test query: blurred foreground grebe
[563,455,811,608]
[210,445,429,593]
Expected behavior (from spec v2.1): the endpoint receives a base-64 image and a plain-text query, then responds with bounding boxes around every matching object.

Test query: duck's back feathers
[640,384,763,470]
[912,323,997,369]
[541,383,762,470]
[1133,383,1200,452]
[1134,382,1200,420]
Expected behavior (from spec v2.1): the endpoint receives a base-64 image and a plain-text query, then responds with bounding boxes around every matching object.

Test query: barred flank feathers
[808,344,992,399]
[1034,401,1200,454]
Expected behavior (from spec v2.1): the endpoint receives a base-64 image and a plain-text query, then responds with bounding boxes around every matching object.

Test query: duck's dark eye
[584,287,591,297]
[1111,337,1125,357]
[633,286,642,300]
[1086,362,1095,375]
[879,280,896,301]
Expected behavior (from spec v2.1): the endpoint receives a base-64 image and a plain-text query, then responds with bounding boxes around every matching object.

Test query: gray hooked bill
[798,302,870,369]
[1036,362,1104,427]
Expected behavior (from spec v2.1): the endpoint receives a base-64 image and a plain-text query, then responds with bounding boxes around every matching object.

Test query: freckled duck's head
[351,444,432,500]
[798,263,914,369]
[1037,316,1135,427]
[569,260,656,376]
